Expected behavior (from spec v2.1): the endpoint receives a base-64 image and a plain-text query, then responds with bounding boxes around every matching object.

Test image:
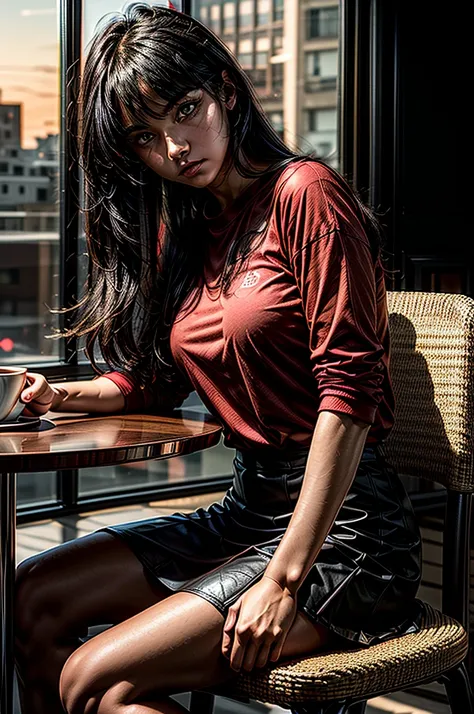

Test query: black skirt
[97,444,424,647]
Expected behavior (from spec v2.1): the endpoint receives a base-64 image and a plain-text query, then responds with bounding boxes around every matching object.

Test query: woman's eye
[177,101,199,120]
[134,132,154,147]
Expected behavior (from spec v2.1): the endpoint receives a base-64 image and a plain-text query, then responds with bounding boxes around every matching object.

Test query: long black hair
[60,3,382,388]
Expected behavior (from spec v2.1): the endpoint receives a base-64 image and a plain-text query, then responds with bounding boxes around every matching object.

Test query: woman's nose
[166,135,189,161]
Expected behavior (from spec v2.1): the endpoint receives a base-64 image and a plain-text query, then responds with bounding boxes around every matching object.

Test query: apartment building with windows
[194,0,339,162]
[0,96,59,361]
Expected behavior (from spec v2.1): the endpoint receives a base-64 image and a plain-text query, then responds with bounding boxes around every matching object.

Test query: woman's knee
[14,534,110,645]
[59,647,115,714]
[15,531,161,644]
[15,551,85,656]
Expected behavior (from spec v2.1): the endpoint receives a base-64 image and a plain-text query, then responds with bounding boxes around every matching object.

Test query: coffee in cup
[0,367,27,422]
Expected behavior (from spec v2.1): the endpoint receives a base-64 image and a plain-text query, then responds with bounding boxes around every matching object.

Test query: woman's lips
[180,160,205,177]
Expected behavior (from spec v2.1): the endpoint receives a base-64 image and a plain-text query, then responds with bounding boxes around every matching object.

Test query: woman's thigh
[59,591,330,713]
[15,531,169,643]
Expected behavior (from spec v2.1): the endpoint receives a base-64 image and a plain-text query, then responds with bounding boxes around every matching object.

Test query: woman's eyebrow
[122,92,201,135]
[123,101,178,136]
[123,123,152,137]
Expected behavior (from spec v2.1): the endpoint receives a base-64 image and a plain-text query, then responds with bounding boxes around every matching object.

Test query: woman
[14,4,423,714]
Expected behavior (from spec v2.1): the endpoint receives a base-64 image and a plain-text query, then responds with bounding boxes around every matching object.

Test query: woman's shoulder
[275,157,342,199]
[273,157,353,226]
[272,157,370,245]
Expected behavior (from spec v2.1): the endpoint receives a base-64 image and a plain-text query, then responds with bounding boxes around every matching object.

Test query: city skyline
[0,1,59,149]
[0,0,161,149]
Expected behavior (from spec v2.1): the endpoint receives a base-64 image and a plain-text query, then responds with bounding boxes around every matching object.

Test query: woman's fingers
[229,629,249,672]
[230,631,276,672]
[240,640,260,672]
[222,603,238,658]
[254,640,273,669]
[21,373,38,401]
[222,581,296,672]
[20,372,53,415]
[21,372,47,401]
[269,636,285,663]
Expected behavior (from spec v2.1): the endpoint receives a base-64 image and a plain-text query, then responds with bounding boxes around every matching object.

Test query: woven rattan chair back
[384,291,474,492]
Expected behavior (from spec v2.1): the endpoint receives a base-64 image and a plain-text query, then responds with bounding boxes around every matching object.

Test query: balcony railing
[304,76,337,93]
[0,210,59,235]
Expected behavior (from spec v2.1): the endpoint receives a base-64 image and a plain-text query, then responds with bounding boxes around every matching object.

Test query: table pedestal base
[1,472,16,714]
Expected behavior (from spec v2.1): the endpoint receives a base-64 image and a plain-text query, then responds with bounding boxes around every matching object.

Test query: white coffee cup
[0,367,27,422]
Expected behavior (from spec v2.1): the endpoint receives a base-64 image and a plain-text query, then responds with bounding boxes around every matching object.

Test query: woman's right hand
[20,372,63,416]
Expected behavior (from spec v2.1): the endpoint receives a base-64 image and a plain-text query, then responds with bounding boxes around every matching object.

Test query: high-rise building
[0,93,59,361]
[0,89,22,149]
[194,0,339,162]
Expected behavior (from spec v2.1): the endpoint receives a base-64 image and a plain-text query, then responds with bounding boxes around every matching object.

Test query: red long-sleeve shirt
[102,160,394,449]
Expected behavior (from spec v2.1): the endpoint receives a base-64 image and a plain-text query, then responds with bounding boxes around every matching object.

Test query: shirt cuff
[318,395,377,425]
[100,371,148,413]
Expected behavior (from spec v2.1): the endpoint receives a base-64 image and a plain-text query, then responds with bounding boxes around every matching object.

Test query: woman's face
[122,83,233,188]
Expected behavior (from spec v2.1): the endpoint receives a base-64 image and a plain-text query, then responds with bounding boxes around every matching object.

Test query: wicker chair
[190,291,474,714]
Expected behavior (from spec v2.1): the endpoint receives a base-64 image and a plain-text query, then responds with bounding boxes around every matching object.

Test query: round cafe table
[0,410,222,714]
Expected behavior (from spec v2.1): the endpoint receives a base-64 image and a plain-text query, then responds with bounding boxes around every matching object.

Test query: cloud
[0,65,57,74]
[7,85,57,98]
[20,8,55,16]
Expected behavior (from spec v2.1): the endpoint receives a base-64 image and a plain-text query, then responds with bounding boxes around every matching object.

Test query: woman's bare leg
[15,531,170,714]
[59,591,331,714]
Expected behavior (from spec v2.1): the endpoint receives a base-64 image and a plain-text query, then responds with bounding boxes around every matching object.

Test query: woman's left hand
[222,575,297,673]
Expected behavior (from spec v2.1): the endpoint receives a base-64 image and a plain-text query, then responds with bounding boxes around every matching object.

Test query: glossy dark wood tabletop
[0,410,223,472]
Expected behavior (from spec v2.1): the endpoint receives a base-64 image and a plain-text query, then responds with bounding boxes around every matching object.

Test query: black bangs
[106,17,223,139]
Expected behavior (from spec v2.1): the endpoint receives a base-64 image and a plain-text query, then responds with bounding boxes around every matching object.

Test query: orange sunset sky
[1,2,60,149]
[0,1,173,149]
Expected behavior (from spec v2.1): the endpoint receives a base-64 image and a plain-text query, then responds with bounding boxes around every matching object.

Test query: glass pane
[78,443,232,495]
[79,394,233,496]
[17,472,56,506]
[78,0,234,495]
[0,2,60,364]
[192,0,340,167]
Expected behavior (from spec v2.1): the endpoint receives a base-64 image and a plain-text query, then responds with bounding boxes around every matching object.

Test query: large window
[223,2,236,33]
[0,0,340,369]
[239,0,254,30]
[304,108,337,159]
[194,0,340,162]
[0,2,60,365]
[306,6,339,39]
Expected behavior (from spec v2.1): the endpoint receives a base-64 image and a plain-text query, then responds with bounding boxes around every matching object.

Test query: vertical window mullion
[59,0,82,366]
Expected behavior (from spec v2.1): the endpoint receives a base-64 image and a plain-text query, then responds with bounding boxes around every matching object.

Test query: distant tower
[0,90,22,150]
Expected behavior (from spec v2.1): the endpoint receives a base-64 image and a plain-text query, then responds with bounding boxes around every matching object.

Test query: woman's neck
[206,161,273,212]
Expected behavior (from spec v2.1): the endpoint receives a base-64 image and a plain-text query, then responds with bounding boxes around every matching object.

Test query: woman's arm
[264,410,369,595]
[21,373,125,415]
[222,166,386,671]
[222,411,369,672]
[50,377,126,412]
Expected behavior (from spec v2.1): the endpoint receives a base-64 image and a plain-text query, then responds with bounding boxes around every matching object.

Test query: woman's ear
[221,70,237,110]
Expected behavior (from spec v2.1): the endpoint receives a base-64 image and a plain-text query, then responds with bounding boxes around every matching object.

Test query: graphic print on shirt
[240,270,261,289]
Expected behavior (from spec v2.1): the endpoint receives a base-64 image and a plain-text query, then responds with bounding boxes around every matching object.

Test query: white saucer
[0,416,42,432]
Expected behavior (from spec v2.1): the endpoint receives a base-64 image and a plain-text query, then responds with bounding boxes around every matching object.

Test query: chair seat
[225,603,468,706]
